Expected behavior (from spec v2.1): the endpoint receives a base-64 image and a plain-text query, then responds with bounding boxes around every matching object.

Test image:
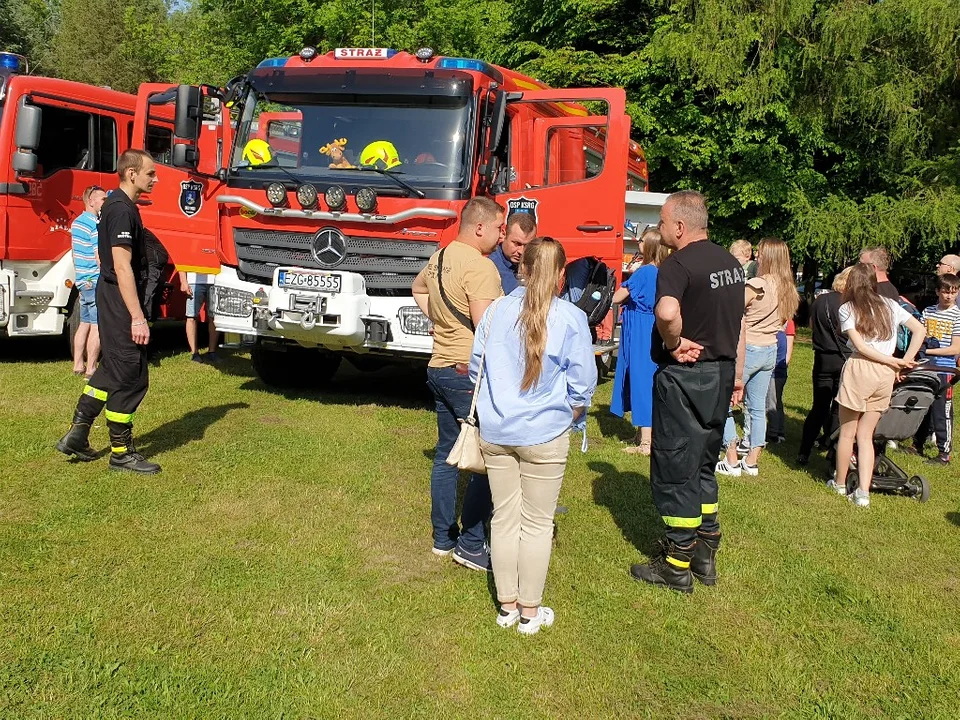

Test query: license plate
[278,270,341,293]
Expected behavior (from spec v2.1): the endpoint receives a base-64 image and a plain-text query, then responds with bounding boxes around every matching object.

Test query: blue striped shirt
[70,211,99,285]
[920,303,960,371]
[469,288,597,446]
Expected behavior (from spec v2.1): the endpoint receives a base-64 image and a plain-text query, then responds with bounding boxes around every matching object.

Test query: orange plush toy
[320,138,354,169]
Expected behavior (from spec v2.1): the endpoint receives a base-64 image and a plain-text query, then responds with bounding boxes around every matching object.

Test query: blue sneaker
[452,543,492,572]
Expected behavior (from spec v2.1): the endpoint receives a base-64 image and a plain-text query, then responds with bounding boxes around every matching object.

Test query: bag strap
[437,247,474,332]
[466,297,503,424]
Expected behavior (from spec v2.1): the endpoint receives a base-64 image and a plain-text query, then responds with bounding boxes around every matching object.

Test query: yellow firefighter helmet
[242,138,273,166]
[359,140,401,170]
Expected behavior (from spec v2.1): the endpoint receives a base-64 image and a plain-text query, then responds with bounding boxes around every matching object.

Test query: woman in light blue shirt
[469,237,597,635]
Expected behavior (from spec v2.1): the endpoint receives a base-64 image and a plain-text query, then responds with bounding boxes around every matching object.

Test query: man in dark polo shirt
[859,247,900,302]
[489,212,536,293]
[57,149,161,474]
[630,190,746,593]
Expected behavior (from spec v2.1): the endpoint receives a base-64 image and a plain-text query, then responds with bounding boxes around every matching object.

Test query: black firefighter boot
[107,421,161,474]
[56,395,103,461]
[691,530,721,586]
[630,538,695,594]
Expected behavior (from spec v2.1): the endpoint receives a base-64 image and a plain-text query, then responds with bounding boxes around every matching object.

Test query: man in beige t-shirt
[412,197,505,570]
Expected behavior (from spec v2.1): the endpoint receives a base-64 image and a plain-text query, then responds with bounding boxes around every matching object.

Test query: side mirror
[12,150,37,175]
[174,84,202,140]
[172,143,199,170]
[488,91,507,155]
[15,97,42,150]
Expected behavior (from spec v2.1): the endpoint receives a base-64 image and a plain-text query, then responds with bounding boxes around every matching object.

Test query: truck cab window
[34,105,93,177]
[95,115,117,172]
[146,125,173,165]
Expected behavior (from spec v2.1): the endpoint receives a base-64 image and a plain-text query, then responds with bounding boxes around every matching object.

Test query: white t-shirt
[839,296,913,356]
[187,272,215,285]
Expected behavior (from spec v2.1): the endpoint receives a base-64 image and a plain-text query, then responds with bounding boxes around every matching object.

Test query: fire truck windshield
[230,90,472,191]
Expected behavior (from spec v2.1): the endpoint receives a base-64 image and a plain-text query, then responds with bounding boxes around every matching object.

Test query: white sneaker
[715,459,741,477]
[849,488,870,507]
[826,479,848,496]
[738,459,759,476]
[517,606,555,635]
[496,607,521,628]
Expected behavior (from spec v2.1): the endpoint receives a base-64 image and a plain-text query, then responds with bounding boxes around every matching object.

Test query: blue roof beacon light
[0,52,25,72]
[435,57,503,83]
[257,56,289,68]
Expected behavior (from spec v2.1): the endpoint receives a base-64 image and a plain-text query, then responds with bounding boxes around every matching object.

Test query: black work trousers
[913,380,953,455]
[86,279,149,422]
[798,352,845,457]
[651,360,734,545]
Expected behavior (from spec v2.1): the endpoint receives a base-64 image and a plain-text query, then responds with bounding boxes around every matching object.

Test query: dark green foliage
[15,0,960,270]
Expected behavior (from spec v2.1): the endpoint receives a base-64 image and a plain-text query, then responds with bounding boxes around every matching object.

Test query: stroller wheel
[908,475,931,502]
[845,469,859,495]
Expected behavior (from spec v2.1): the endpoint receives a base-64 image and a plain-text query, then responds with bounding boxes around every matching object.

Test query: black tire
[909,475,931,502]
[252,340,342,388]
[845,469,859,495]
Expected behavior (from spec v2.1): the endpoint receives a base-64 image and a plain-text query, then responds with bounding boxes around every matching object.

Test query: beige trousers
[481,432,570,607]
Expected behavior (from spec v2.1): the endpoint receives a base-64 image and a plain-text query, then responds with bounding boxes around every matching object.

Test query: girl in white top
[832,262,925,506]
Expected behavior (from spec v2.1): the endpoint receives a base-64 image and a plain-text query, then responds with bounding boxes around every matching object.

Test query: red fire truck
[134,46,663,385]
[0,53,205,343]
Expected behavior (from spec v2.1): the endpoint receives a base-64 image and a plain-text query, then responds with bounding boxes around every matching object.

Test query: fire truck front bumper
[211,266,433,356]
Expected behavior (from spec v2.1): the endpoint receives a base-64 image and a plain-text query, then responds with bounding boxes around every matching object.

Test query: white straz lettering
[709,266,744,289]
[116,231,132,240]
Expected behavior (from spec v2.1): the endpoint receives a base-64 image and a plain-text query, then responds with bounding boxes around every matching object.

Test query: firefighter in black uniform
[56,149,161,474]
[630,190,746,593]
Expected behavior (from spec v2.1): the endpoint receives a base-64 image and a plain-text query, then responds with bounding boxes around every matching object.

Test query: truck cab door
[494,88,629,279]
[132,84,224,281]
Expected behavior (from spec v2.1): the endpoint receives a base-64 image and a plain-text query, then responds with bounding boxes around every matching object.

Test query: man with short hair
[936,255,960,308]
[630,190,746,593]
[489,212,536,293]
[729,239,757,280]
[56,149,162,474]
[859,246,900,301]
[70,185,107,377]
[412,197,505,570]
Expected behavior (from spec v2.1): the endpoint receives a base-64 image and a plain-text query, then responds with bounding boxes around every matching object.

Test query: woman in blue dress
[611,229,669,454]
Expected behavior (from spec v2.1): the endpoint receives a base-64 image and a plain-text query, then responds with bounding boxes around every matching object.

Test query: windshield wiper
[237,161,306,189]
[354,165,426,199]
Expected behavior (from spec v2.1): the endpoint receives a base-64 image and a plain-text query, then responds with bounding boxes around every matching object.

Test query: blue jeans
[742,344,777,448]
[426,366,492,552]
[79,283,98,324]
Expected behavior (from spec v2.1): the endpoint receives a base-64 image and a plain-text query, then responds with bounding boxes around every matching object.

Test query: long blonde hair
[641,228,669,266]
[756,237,800,324]
[843,263,893,341]
[518,237,566,392]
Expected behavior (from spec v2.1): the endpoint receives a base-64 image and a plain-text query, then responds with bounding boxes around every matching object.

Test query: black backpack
[563,257,615,327]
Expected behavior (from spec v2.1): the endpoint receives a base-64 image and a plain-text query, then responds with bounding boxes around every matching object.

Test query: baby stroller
[841,366,959,501]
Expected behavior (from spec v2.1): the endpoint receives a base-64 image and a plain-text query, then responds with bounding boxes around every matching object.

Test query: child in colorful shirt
[911,274,960,464]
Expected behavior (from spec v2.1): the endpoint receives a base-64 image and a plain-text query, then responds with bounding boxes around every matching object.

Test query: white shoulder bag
[446,298,502,474]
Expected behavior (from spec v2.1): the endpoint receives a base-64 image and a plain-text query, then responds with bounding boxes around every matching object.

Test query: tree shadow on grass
[946,512,960,528]
[589,460,662,556]
[137,402,249,456]
[591,403,637,443]
[239,363,432,411]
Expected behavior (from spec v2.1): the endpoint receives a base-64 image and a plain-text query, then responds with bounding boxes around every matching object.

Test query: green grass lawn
[1,335,958,719]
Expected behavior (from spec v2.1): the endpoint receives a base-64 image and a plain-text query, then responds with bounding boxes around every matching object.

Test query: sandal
[623,440,652,456]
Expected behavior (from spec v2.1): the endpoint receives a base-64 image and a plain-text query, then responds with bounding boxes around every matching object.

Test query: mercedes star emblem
[312,227,347,268]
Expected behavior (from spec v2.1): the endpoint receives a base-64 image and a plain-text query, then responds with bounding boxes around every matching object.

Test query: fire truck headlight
[325,185,346,212]
[398,306,432,336]
[299,46,318,62]
[296,183,318,209]
[355,187,378,214]
[212,286,254,318]
[266,182,287,207]
[415,47,434,63]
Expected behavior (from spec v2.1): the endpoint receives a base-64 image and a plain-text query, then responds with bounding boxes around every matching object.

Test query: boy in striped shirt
[70,186,107,377]
[910,273,960,464]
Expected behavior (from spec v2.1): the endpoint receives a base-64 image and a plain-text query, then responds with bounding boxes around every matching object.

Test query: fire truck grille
[232,229,438,294]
